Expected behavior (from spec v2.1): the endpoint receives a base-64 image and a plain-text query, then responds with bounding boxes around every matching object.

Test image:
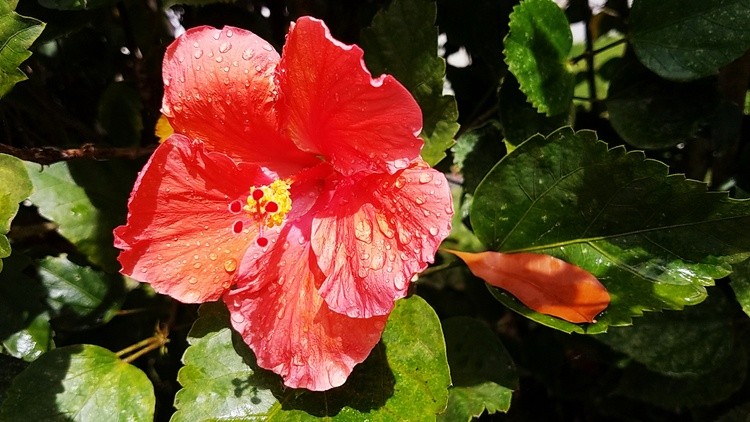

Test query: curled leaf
[447,249,609,323]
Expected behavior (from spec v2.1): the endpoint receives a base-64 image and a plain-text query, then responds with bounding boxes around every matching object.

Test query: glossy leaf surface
[0,2,44,98]
[504,0,574,115]
[173,296,450,420]
[630,0,750,80]
[0,345,155,420]
[472,127,750,332]
[0,153,32,272]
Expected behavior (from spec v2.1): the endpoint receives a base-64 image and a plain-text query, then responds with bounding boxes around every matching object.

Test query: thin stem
[570,38,627,64]
[0,143,156,165]
[116,337,157,358]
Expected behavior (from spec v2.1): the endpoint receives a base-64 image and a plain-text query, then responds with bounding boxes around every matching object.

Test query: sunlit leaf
[438,317,517,421]
[503,0,574,116]
[173,296,450,420]
[0,345,155,420]
[25,160,138,272]
[630,0,750,80]
[361,0,460,166]
[448,250,608,323]
[37,255,125,329]
[471,127,750,333]
[0,2,44,98]
[0,154,32,272]
[730,259,750,319]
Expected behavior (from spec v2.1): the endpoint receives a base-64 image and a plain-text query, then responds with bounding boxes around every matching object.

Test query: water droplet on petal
[242,48,254,60]
[254,64,263,72]
[429,227,439,236]
[215,56,223,63]
[219,42,231,53]
[194,49,203,59]
[212,31,220,40]
[419,172,433,184]
[226,29,234,38]
[394,274,406,290]
[231,313,245,324]
[262,43,274,51]
[355,219,373,243]
[193,262,201,269]
[209,253,218,261]
[184,290,200,301]
[224,258,237,273]
[188,276,198,284]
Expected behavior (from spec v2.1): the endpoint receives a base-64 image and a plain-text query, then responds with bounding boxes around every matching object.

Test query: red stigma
[252,189,264,200]
[256,236,269,247]
[232,221,243,234]
[229,200,242,213]
[265,201,279,213]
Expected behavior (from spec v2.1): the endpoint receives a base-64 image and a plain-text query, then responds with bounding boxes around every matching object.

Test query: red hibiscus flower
[114,17,453,391]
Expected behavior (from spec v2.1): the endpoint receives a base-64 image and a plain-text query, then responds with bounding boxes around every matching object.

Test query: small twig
[117,323,170,364]
[0,143,155,165]
[570,38,627,64]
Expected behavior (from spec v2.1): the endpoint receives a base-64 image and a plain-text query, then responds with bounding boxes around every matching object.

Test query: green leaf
[630,0,750,81]
[438,317,517,421]
[606,53,719,149]
[98,82,144,147]
[471,127,750,333]
[597,293,733,376]
[451,121,506,195]
[730,259,750,318]
[0,344,155,420]
[0,253,53,361]
[499,74,570,148]
[25,160,137,272]
[37,0,119,10]
[0,153,32,272]
[37,255,125,329]
[361,0,459,166]
[0,2,44,98]
[615,342,747,408]
[174,296,450,420]
[503,0,574,116]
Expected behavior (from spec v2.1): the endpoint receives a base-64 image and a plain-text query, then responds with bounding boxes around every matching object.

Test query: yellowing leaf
[447,249,609,323]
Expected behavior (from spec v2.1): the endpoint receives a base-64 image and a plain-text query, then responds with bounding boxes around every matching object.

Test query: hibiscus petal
[224,223,387,391]
[114,135,270,303]
[312,162,453,318]
[277,17,423,176]
[162,25,316,174]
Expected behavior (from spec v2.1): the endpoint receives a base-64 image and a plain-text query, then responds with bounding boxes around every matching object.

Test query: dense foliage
[1,0,750,420]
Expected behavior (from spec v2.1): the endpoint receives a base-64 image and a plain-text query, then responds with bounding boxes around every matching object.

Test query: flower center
[243,179,292,246]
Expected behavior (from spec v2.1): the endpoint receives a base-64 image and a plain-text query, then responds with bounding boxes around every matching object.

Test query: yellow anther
[244,179,293,228]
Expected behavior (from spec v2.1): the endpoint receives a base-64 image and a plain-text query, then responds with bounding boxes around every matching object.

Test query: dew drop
[215,56,223,63]
[188,276,198,284]
[254,64,263,72]
[209,253,218,261]
[242,48,254,60]
[224,258,237,273]
[193,262,201,269]
[393,158,409,169]
[193,41,200,48]
[184,290,200,302]
[419,172,433,184]
[140,267,148,273]
[394,176,406,189]
[394,274,406,290]
[360,252,370,260]
[226,29,234,38]
[355,219,373,243]
[262,43,274,51]
[193,254,200,260]
[193,49,203,59]
[415,196,425,205]
[429,227,439,236]
[212,31,220,40]
[297,237,306,245]
[219,42,231,53]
